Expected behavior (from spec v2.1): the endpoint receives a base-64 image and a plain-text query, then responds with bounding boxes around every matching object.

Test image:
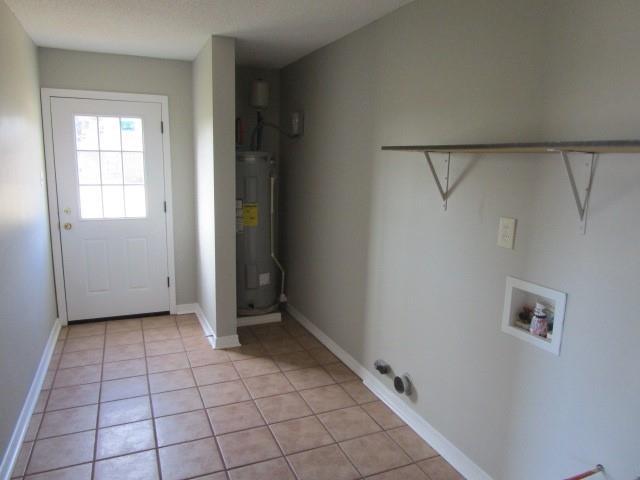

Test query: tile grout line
[90,322,107,480]
[140,315,175,480]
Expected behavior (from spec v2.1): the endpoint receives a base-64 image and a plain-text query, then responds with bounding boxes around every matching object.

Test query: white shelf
[501,276,567,356]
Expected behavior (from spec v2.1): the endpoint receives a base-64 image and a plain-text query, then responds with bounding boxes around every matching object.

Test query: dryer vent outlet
[394,374,412,395]
[374,360,390,375]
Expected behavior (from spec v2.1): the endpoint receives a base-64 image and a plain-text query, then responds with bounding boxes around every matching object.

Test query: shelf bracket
[424,152,451,210]
[560,151,597,234]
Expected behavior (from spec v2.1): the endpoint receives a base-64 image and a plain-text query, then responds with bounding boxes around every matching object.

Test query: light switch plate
[497,217,517,249]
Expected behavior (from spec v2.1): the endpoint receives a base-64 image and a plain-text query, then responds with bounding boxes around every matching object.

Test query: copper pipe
[564,464,604,480]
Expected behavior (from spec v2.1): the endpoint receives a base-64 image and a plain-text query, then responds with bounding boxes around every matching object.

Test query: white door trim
[41,88,177,325]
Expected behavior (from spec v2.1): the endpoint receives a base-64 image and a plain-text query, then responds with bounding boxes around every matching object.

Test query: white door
[50,97,169,320]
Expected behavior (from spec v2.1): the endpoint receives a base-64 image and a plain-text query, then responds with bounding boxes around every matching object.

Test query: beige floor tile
[225,344,266,362]
[151,387,203,417]
[159,437,224,480]
[175,314,199,326]
[207,401,264,435]
[42,370,55,390]
[217,426,281,469]
[53,340,64,355]
[105,330,143,347]
[272,351,318,372]
[59,349,103,369]
[285,367,335,391]
[99,395,151,427]
[102,358,147,381]
[148,368,195,393]
[362,401,405,429]
[294,334,323,351]
[270,415,333,454]
[27,431,95,474]
[261,337,304,355]
[47,383,99,411]
[146,352,190,374]
[155,409,212,446]
[227,457,295,480]
[94,450,159,480]
[68,323,105,338]
[34,390,49,414]
[282,321,308,338]
[24,413,42,441]
[178,324,204,338]
[367,464,429,480]
[145,338,184,356]
[341,381,377,404]
[105,318,142,333]
[38,404,98,439]
[318,406,381,441]
[255,392,312,424]
[193,363,239,386]
[104,343,145,363]
[340,432,411,476]
[96,419,155,459]
[299,384,355,413]
[25,462,93,479]
[233,357,280,378]
[251,324,288,339]
[53,364,101,388]
[417,456,465,480]
[11,441,33,477]
[307,346,340,365]
[142,316,176,330]
[143,326,181,343]
[188,348,231,367]
[287,444,359,480]
[243,373,295,399]
[387,425,438,461]
[324,363,359,383]
[182,335,212,351]
[101,375,149,402]
[199,380,251,408]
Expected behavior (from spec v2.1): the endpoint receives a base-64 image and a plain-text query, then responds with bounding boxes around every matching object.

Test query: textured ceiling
[6,0,411,67]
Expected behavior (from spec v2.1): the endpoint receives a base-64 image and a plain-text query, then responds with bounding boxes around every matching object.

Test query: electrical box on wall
[497,217,517,249]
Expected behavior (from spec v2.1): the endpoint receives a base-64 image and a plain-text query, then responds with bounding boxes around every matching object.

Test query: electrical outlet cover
[497,217,517,249]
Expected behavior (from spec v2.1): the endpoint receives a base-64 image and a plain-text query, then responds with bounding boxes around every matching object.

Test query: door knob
[63,222,72,230]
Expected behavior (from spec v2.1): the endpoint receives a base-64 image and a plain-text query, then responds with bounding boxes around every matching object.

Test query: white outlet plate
[497,217,516,249]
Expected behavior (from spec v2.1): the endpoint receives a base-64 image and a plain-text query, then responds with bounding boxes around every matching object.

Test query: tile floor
[11,313,464,480]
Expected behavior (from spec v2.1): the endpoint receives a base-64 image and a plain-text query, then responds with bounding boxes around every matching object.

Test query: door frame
[41,88,177,325]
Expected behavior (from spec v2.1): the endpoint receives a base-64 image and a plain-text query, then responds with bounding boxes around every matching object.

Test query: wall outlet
[497,217,517,249]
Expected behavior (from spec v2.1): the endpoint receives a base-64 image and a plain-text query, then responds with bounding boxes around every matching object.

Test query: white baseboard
[176,303,240,349]
[208,334,241,349]
[0,318,62,480]
[286,305,492,480]
[237,312,282,327]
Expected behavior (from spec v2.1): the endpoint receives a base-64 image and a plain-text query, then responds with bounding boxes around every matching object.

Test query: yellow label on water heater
[242,203,258,227]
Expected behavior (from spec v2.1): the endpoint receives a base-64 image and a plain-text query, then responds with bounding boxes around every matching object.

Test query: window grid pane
[75,115,147,219]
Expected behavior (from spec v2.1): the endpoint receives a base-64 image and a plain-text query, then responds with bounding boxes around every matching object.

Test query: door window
[75,115,147,219]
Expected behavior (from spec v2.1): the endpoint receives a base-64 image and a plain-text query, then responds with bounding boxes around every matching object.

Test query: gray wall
[193,38,217,329]
[280,1,640,479]
[0,1,57,459]
[193,37,237,337]
[211,37,237,337]
[38,48,196,305]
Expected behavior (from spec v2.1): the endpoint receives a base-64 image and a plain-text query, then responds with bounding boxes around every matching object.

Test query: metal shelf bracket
[559,151,597,234]
[424,152,451,210]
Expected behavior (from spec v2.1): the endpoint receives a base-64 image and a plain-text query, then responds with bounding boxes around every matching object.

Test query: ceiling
[6,0,411,68]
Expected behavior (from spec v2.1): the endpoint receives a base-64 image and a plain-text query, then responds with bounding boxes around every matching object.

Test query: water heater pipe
[270,175,287,303]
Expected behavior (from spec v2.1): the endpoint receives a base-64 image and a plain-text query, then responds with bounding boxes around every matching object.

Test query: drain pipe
[270,175,287,303]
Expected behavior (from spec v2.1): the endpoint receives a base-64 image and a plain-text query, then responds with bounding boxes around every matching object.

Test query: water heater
[236,151,282,315]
